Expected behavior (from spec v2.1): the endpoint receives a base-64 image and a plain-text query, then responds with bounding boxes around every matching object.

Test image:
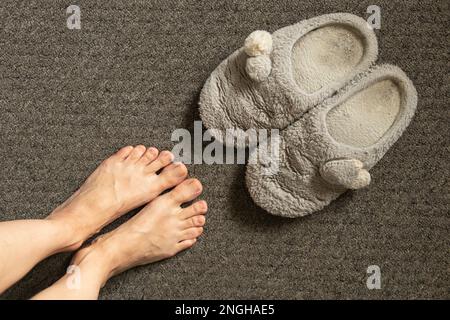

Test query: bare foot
[72,178,207,285]
[47,145,188,249]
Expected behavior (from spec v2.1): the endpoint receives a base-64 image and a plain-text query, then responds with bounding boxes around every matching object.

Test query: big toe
[167,178,203,204]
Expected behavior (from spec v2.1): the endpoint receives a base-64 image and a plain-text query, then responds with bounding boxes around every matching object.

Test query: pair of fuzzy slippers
[199,13,417,218]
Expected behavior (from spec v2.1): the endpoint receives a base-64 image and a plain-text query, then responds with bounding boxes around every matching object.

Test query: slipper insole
[291,25,364,93]
[326,79,401,147]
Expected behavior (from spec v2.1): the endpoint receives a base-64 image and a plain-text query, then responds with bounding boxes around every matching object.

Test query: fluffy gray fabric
[246,65,417,217]
[199,13,378,147]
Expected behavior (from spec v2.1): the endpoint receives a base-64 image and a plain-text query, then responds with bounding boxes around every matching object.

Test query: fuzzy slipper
[199,13,378,147]
[246,64,418,218]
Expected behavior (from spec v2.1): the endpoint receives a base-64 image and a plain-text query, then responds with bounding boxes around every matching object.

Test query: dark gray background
[0,0,448,299]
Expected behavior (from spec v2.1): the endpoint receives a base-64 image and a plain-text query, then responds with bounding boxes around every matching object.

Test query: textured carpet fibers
[0,0,448,299]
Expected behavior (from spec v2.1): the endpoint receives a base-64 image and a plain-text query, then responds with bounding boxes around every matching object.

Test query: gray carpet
[0,0,448,299]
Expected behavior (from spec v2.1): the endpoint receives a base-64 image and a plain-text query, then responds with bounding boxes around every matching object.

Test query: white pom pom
[245,55,272,82]
[244,30,273,57]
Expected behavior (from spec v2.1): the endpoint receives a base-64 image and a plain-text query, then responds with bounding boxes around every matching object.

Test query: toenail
[197,216,205,224]
[162,151,174,161]
[197,201,207,210]
[189,179,201,187]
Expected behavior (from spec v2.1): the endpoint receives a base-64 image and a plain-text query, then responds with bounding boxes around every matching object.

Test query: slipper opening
[291,24,366,94]
[325,79,401,148]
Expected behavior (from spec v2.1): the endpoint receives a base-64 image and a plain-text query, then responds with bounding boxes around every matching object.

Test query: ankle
[45,217,86,253]
[46,208,98,250]
[72,238,117,286]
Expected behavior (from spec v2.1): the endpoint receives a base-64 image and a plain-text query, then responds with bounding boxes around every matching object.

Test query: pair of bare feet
[47,145,206,286]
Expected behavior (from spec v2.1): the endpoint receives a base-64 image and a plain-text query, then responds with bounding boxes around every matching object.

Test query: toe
[181,214,206,229]
[127,145,147,162]
[114,146,134,160]
[159,162,188,188]
[181,227,204,241]
[176,238,197,252]
[139,147,159,165]
[167,178,203,204]
[180,200,208,220]
[146,150,174,173]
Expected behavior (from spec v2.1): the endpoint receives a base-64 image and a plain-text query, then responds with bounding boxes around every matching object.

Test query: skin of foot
[46,145,189,251]
[70,178,207,287]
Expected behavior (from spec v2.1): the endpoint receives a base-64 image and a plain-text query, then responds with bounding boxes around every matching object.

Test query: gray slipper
[199,13,378,147]
[246,64,418,218]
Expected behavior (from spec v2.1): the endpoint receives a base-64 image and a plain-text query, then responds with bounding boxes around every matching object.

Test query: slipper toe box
[246,145,344,218]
